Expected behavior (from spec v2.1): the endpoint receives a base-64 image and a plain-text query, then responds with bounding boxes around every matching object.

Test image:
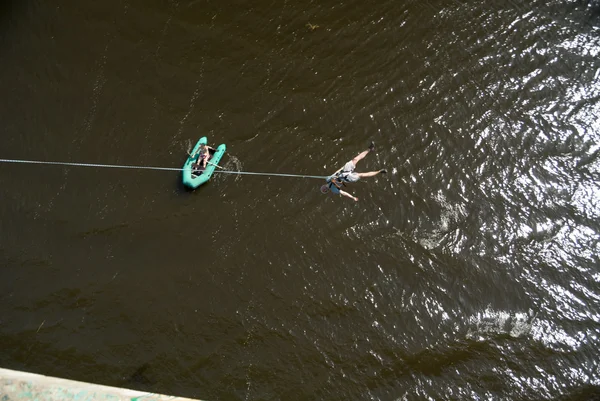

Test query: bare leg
[357,170,383,178]
[351,149,371,165]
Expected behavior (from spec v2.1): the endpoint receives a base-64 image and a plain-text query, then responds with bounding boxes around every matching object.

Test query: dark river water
[1,0,600,400]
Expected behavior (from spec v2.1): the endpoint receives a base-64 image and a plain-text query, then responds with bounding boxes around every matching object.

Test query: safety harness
[328,171,351,190]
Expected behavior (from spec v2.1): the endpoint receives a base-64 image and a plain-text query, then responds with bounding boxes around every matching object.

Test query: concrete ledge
[0,368,202,401]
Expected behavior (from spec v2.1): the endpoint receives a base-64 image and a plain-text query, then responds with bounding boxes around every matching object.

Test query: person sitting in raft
[320,141,387,202]
[191,144,216,170]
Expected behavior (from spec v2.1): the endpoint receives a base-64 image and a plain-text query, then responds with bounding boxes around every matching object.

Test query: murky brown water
[2,0,600,400]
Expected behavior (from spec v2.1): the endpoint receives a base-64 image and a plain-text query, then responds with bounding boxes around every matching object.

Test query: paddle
[207,160,224,169]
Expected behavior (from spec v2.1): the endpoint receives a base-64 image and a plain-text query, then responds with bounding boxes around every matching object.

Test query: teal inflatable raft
[182,137,226,189]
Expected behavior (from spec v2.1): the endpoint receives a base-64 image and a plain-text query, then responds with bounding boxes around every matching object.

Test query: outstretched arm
[339,190,358,202]
[190,148,200,158]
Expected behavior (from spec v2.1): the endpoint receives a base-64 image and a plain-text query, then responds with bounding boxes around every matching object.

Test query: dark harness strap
[328,171,349,190]
[328,179,342,190]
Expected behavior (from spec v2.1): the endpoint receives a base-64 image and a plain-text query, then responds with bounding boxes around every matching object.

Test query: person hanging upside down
[320,141,387,202]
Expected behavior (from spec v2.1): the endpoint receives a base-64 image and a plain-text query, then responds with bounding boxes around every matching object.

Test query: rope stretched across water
[0,158,328,180]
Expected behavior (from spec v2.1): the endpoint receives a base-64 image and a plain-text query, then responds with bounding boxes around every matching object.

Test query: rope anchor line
[0,158,328,180]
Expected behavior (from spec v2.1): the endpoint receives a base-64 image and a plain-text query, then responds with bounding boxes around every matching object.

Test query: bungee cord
[0,158,328,180]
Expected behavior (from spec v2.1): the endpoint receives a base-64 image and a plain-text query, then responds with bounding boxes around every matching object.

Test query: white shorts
[341,161,360,182]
